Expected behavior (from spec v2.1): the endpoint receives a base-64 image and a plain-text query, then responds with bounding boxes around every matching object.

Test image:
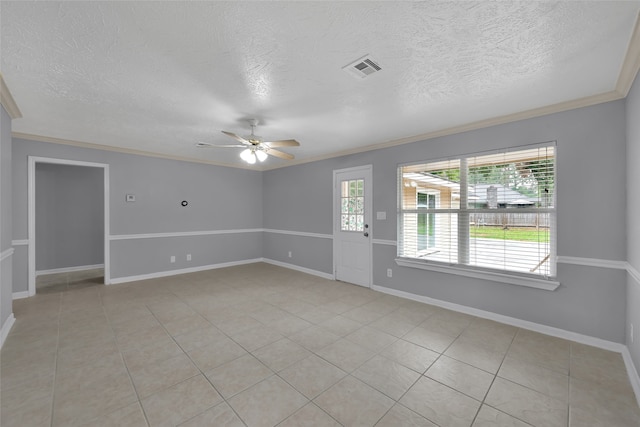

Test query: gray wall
[1,105,12,329]
[627,72,640,372]
[35,163,104,271]
[263,100,628,343]
[8,95,633,348]
[12,138,263,290]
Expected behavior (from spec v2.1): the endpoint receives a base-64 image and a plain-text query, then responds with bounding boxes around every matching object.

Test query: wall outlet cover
[126,194,135,202]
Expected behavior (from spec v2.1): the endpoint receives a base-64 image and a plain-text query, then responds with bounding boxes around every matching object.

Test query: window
[398,143,556,282]
[340,179,365,232]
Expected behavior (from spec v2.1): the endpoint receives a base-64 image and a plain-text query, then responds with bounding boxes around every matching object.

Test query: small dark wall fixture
[181,200,188,207]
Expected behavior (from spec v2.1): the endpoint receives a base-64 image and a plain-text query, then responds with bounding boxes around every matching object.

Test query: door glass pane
[341,179,365,231]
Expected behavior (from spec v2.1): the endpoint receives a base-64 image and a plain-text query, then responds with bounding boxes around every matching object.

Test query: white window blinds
[398,143,556,278]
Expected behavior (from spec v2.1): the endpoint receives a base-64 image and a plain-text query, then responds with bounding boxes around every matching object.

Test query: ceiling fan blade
[196,142,245,148]
[266,148,295,160]
[264,139,300,148]
[221,131,251,145]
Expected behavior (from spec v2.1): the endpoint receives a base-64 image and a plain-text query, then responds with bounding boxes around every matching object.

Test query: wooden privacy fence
[470,212,550,228]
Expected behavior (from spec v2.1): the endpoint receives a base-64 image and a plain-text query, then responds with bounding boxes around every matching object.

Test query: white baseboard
[36,264,104,277]
[1,314,15,349]
[621,347,640,408]
[261,258,334,280]
[372,283,640,405]
[372,283,624,352]
[12,291,31,300]
[108,259,263,285]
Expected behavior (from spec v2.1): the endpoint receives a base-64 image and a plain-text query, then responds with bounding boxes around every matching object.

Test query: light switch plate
[376,211,386,220]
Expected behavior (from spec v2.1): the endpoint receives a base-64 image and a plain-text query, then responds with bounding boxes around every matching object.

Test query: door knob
[364,232,369,237]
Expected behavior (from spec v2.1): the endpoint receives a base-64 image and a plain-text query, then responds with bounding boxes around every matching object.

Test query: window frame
[396,141,559,291]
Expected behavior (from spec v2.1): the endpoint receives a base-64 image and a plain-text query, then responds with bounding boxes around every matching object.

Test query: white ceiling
[2,1,639,169]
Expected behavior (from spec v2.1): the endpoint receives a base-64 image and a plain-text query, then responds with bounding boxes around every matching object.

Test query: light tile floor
[2,263,639,426]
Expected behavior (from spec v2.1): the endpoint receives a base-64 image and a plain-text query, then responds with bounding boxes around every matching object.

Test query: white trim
[616,11,640,97]
[12,132,255,171]
[28,157,110,293]
[35,264,104,277]
[108,258,263,285]
[557,256,627,270]
[333,165,374,288]
[12,291,30,300]
[627,263,640,287]
[11,239,28,246]
[263,229,333,240]
[621,347,640,408]
[372,283,624,352]
[372,282,640,404]
[262,258,334,280]
[0,314,15,349]
[0,248,14,262]
[110,228,263,241]
[109,228,332,241]
[372,239,397,246]
[262,92,622,172]
[0,73,22,119]
[395,257,560,291]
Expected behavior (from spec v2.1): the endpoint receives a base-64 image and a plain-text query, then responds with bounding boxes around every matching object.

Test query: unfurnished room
[1,1,640,426]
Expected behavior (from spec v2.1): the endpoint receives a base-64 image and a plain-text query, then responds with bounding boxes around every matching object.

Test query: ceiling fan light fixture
[240,148,254,163]
[255,150,268,162]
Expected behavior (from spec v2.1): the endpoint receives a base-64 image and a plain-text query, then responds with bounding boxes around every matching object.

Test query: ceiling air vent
[343,55,382,79]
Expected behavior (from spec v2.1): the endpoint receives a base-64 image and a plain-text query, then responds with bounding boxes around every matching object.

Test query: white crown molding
[12,132,256,170]
[5,13,639,172]
[0,248,14,262]
[262,258,334,280]
[0,314,16,350]
[263,229,333,240]
[616,11,640,97]
[11,239,29,246]
[0,73,22,119]
[262,90,624,171]
[108,258,263,285]
[557,256,627,270]
[8,93,627,175]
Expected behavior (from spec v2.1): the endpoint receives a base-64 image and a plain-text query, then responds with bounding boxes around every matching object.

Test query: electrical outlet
[186,254,191,261]
[170,255,175,263]
[288,251,292,258]
[387,268,392,278]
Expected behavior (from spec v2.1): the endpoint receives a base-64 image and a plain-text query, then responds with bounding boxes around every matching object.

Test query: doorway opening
[28,157,110,296]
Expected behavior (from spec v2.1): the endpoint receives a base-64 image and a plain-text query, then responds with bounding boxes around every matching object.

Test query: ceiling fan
[196,119,300,164]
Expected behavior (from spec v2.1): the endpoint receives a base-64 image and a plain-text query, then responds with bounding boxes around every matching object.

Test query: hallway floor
[2,263,639,426]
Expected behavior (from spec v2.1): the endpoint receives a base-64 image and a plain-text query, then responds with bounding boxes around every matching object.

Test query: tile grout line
[103,289,152,427]
[48,293,63,427]
[150,288,252,426]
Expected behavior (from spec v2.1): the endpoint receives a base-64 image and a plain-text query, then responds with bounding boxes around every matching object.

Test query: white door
[333,165,372,287]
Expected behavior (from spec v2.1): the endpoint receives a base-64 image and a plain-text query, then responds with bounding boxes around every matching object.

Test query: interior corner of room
[1,3,640,424]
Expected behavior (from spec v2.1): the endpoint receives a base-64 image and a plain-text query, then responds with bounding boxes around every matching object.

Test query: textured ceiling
[2,1,639,169]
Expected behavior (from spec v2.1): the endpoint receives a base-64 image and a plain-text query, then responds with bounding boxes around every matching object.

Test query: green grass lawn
[470,226,550,243]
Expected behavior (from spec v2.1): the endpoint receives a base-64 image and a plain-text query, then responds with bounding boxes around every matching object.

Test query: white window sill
[394,258,560,291]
